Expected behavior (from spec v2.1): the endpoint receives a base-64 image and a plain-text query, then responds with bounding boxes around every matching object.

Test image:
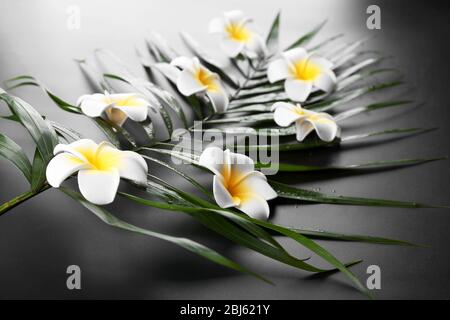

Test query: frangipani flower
[199,147,277,220]
[77,92,149,126]
[268,48,336,102]
[208,10,266,58]
[272,102,339,142]
[165,56,229,113]
[46,139,148,205]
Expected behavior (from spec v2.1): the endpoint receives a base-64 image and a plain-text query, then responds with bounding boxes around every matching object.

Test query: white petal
[272,102,303,127]
[77,169,120,205]
[282,47,308,63]
[284,79,312,102]
[244,33,267,58]
[154,63,181,83]
[240,172,277,200]
[176,69,207,96]
[213,176,237,208]
[78,94,110,118]
[267,59,291,83]
[171,56,195,72]
[295,120,315,141]
[228,151,255,183]
[113,105,148,122]
[224,10,247,25]
[105,108,128,127]
[220,37,245,58]
[308,115,338,142]
[314,70,336,93]
[208,17,226,34]
[46,153,89,188]
[206,87,229,113]
[96,142,148,183]
[237,193,270,220]
[117,151,148,183]
[53,139,98,162]
[199,146,226,177]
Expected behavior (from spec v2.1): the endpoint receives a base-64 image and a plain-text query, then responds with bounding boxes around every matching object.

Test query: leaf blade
[0,133,32,183]
[61,187,271,284]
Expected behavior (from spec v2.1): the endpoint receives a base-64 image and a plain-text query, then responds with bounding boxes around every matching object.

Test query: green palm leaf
[61,187,270,284]
[0,88,58,163]
[0,132,32,183]
[269,180,448,208]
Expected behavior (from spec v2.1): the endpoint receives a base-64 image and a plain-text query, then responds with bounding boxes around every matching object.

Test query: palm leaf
[4,76,81,114]
[269,180,448,208]
[265,11,281,54]
[0,132,32,183]
[257,157,445,172]
[61,187,270,284]
[285,20,327,50]
[0,89,58,163]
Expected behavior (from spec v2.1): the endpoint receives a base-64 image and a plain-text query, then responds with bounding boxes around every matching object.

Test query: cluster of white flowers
[46,10,341,219]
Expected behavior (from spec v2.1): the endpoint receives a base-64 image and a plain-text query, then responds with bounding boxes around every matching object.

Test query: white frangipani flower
[208,10,266,58]
[272,102,339,142]
[162,56,229,113]
[46,139,148,205]
[267,48,336,102]
[77,92,149,126]
[199,147,277,220]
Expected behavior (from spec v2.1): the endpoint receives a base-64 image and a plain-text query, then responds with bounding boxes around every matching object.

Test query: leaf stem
[0,184,50,216]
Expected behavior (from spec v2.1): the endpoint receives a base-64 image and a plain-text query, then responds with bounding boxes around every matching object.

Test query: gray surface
[0,0,449,299]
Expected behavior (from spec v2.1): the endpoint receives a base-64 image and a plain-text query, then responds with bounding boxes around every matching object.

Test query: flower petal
[240,171,277,200]
[113,105,148,123]
[267,59,291,83]
[295,120,315,141]
[272,102,303,127]
[171,56,196,72]
[117,151,148,183]
[314,70,336,93]
[96,142,148,183]
[78,94,110,117]
[105,108,127,126]
[244,33,267,58]
[237,193,270,220]
[53,139,98,162]
[224,10,248,26]
[77,169,120,205]
[199,146,226,177]
[208,17,226,34]
[154,63,181,83]
[176,69,207,96]
[46,153,89,188]
[228,151,255,183]
[282,47,308,64]
[284,78,312,102]
[308,115,338,142]
[220,37,245,58]
[213,175,237,208]
[206,87,229,113]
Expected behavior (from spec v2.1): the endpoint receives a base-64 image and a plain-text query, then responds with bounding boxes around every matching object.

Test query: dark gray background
[0,0,449,299]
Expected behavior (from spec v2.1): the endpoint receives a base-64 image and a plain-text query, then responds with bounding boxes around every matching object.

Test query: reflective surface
[0,0,449,299]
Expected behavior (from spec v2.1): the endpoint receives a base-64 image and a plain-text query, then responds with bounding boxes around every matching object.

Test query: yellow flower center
[103,95,145,107]
[221,165,252,205]
[294,108,306,116]
[73,144,121,171]
[225,23,251,42]
[290,59,322,81]
[195,68,219,92]
[294,109,334,126]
